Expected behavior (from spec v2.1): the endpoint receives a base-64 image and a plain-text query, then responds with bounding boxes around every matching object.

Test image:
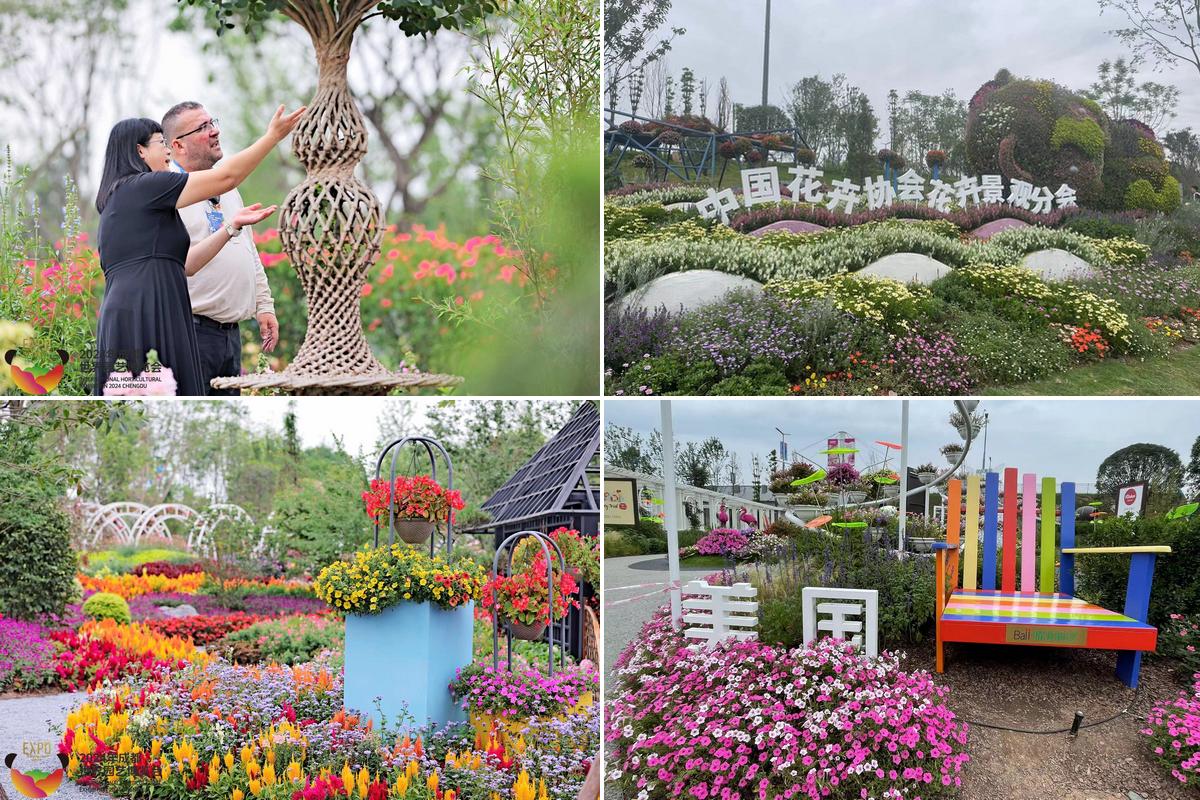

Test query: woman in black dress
[92,105,305,395]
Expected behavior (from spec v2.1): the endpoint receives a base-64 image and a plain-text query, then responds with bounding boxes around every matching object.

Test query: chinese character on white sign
[741,167,782,207]
[787,165,825,203]
[682,580,759,649]
[695,187,742,224]
[801,586,879,657]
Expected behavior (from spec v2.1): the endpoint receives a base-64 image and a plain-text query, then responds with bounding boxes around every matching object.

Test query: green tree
[603,0,684,120]
[603,423,661,475]
[1186,433,1200,499]
[1084,57,1179,133]
[1096,442,1185,513]
[282,400,301,490]
[269,444,372,572]
[1163,127,1200,172]
[1100,0,1200,80]
[0,419,76,619]
[679,66,695,115]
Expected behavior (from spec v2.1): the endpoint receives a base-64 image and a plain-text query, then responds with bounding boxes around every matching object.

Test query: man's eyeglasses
[174,119,220,141]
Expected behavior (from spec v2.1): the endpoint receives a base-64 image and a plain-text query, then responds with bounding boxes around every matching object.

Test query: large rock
[1021,248,1094,281]
[857,253,952,284]
[158,604,198,618]
[747,220,827,237]
[619,270,764,314]
[969,218,1030,239]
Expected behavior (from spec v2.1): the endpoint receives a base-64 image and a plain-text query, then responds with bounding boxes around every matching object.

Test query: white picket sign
[681,580,759,649]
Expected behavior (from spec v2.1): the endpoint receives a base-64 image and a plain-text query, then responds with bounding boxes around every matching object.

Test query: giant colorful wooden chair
[932,470,1170,688]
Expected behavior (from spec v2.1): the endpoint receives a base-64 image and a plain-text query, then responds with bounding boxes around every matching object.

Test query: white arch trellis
[82,501,266,554]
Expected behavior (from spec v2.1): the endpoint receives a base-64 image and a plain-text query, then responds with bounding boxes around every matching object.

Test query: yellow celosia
[249,778,263,797]
[342,764,354,794]
[208,763,220,785]
[426,772,438,794]
[287,761,302,783]
[263,763,276,787]
[356,767,370,799]
[233,790,245,800]
[151,740,161,760]
[512,770,536,800]
[392,775,409,797]
[406,761,419,780]
[67,756,79,777]
[241,746,254,764]
[225,751,235,771]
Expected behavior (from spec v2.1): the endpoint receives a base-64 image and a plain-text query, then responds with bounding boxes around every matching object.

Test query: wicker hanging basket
[393,518,436,544]
[507,619,547,641]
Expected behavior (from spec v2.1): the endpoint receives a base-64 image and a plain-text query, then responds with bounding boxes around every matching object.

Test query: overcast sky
[604,398,1200,490]
[233,398,434,461]
[627,0,1200,139]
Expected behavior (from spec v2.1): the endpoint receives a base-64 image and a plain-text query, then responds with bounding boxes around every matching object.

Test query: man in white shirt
[162,101,280,395]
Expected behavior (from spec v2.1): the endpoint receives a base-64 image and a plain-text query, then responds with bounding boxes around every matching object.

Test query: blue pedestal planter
[343,600,473,729]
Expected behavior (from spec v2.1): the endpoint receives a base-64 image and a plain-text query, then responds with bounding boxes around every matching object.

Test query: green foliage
[220,614,344,666]
[267,452,372,574]
[0,421,77,620]
[766,273,932,328]
[1126,179,1159,211]
[602,523,705,558]
[82,549,195,576]
[1095,443,1184,511]
[184,0,503,37]
[1074,514,1200,628]
[81,592,131,624]
[944,311,1073,384]
[1051,116,1106,159]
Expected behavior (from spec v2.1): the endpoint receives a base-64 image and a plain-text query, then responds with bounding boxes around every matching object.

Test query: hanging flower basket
[393,518,436,544]
[508,619,548,641]
[918,471,937,485]
[362,474,464,544]
[846,491,868,504]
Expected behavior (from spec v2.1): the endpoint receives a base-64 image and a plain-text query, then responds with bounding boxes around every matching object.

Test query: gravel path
[0,692,108,800]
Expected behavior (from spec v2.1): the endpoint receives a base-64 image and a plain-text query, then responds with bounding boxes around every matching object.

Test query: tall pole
[661,400,682,629]
[899,400,909,551]
[981,412,990,473]
[762,0,771,107]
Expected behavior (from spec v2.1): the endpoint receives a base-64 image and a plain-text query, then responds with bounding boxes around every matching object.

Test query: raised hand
[266,104,308,143]
[230,203,278,230]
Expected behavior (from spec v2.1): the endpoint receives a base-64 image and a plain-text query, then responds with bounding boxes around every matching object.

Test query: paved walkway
[602,555,718,800]
[0,692,108,800]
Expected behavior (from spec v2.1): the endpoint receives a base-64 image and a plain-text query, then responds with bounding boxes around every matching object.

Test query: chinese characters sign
[694,166,1078,223]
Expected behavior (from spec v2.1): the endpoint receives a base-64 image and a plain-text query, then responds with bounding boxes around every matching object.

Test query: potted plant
[786,487,827,521]
[362,475,465,544]
[916,462,939,484]
[481,560,578,641]
[940,443,963,466]
[315,543,484,726]
[846,476,872,505]
[949,411,984,441]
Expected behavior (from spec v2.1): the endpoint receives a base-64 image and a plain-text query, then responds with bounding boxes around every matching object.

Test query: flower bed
[59,657,597,800]
[143,612,269,645]
[48,618,208,691]
[79,571,206,598]
[449,663,598,718]
[219,614,345,666]
[607,609,969,800]
[694,528,752,556]
[726,198,1080,234]
[0,616,58,692]
[1143,672,1200,784]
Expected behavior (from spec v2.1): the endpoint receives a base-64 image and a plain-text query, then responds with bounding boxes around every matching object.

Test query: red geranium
[481,566,578,627]
[362,474,465,524]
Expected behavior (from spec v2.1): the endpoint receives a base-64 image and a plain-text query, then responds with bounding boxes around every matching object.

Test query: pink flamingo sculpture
[739,506,757,529]
[716,502,729,526]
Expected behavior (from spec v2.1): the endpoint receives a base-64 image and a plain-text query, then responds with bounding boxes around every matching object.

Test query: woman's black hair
[96,118,163,213]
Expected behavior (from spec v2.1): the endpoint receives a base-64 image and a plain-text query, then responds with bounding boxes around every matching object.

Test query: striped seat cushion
[940,589,1157,650]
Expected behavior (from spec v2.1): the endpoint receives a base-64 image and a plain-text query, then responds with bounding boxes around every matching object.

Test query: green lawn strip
[985,344,1200,396]
[680,555,732,568]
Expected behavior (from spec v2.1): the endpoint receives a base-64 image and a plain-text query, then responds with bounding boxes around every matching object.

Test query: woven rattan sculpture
[210,1,467,395]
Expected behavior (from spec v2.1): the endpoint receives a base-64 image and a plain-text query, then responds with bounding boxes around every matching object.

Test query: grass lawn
[680,554,729,568]
[986,343,1200,395]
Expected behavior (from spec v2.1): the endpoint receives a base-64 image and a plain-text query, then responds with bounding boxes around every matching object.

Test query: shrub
[888,322,976,395]
[0,425,78,621]
[607,611,969,800]
[81,592,131,625]
[693,528,750,556]
[1127,179,1160,211]
[1051,116,1106,159]
[945,311,1072,385]
[1074,514,1200,628]
[796,147,816,165]
[766,273,932,329]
